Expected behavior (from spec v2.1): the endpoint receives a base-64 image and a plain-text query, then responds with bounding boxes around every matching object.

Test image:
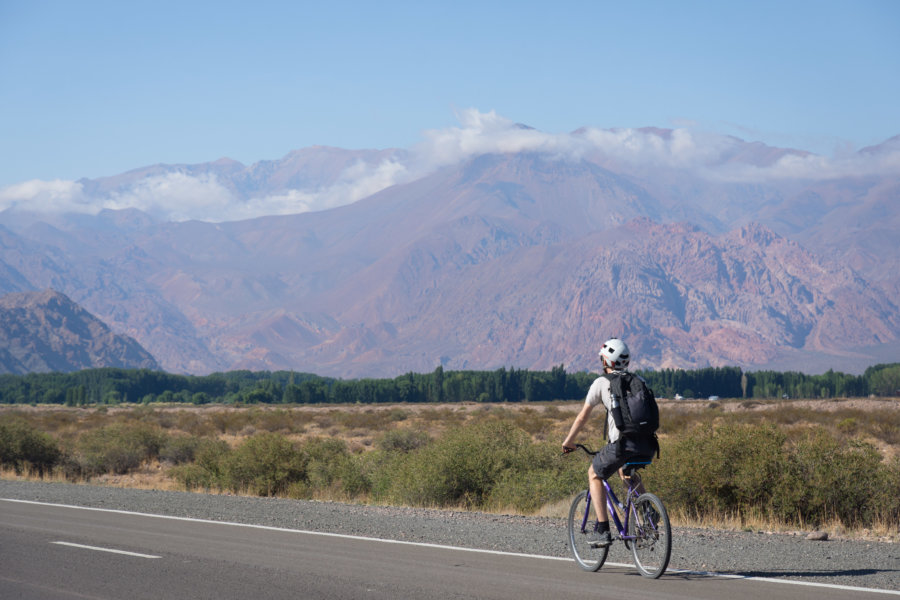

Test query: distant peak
[734,222,780,245]
[211,157,245,168]
[0,288,74,309]
[859,134,900,155]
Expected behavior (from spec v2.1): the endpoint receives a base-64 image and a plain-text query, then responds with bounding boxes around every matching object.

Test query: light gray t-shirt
[584,370,626,443]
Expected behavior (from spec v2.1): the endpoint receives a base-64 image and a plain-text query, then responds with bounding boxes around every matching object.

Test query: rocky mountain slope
[0,129,897,377]
[0,290,159,374]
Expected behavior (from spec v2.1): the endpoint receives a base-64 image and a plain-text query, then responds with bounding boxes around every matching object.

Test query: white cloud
[243,157,411,220]
[322,157,410,208]
[709,147,900,182]
[577,126,727,168]
[414,109,590,169]
[103,172,236,221]
[2,110,897,223]
[0,157,414,223]
[0,173,238,221]
[0,179,89,213]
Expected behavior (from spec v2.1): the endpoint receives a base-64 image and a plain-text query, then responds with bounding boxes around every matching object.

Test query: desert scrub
[295,437,369,500]
[69,423,168,477]
[0,417,61,476]
[776,431,897,527]
[376,428,432,453]
[381,420,561,510]
[649,422,900,529]
[159,434,206,465]
[652,423,786,515]
[208,410,253,435]
[485,440,586,513]
[171,433,370,500]
[221,432,307,496]
[169,438,230,490]
[3,402,899,534]
[482,406,558,438]
[333,407,409,430]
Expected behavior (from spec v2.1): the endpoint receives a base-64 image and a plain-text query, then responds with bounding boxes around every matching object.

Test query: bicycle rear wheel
[566,490,608,572]
[627,492,671,578]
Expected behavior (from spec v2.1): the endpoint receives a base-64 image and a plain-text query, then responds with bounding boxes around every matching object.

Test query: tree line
[0,362,897,405]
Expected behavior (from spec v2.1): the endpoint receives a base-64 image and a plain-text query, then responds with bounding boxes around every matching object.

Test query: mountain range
[0,289,158,374]
[1,126,898,377]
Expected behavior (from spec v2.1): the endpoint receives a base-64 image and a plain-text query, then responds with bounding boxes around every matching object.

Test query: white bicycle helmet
[599,338,630,369]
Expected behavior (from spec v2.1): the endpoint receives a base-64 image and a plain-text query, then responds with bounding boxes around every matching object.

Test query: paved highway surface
[2,498,896,600]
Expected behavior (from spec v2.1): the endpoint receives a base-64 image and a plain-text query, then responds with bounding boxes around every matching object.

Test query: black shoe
[590,528,612,548]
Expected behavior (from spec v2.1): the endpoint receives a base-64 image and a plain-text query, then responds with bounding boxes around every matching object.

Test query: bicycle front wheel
[628,492,671,579]
[566,490,608,572]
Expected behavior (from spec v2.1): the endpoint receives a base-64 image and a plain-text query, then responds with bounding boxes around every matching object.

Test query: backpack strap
[599,372,627,441]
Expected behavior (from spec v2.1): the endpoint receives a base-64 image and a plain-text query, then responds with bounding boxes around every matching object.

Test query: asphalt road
[1,498,895,600]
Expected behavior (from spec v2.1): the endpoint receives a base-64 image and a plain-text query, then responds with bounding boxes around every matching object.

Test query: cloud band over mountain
[2,109,898,223]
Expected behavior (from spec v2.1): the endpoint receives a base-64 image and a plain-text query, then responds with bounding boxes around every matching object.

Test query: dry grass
[3,397,897,460]
[0,461,183,491]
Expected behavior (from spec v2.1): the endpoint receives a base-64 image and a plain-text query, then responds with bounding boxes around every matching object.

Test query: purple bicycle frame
[580,477,644,541]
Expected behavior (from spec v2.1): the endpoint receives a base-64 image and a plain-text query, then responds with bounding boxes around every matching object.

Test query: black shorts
[591,439,654,480]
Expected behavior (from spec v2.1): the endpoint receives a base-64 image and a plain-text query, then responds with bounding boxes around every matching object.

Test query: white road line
[51,541,161,559]
[663,566,900,596]
[4,498,898,596]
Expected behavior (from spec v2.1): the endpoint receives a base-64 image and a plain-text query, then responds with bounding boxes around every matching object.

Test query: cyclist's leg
[588,464,608,523]
[590,443,624,523]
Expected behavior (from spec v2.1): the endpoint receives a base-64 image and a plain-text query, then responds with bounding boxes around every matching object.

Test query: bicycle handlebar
[562,443,598,456]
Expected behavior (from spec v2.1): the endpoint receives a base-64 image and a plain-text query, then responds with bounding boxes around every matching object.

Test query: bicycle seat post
[626,470,640,488]
[622,463,648,496]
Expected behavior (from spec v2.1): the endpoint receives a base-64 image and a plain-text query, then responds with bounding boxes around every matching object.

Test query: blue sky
[1,0,899,188]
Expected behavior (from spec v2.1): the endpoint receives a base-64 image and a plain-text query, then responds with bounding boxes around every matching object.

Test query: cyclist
[562,338,657,547]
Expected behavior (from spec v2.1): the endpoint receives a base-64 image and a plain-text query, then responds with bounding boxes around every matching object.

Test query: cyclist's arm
[562,402,593,452]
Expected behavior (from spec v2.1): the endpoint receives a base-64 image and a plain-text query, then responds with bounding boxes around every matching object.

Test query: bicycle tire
[566,490,608,572]
[627,492,671,579]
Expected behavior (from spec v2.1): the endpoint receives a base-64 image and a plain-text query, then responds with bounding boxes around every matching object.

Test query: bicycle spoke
[627,493,671,578]
[566,490,608,572]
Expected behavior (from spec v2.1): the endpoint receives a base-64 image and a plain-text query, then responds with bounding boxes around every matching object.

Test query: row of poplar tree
[1,363,898,405]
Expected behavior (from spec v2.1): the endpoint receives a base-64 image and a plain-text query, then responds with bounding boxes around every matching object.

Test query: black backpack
[603,372,660,456]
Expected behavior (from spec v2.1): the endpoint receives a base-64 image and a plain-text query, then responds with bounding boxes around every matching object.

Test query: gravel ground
[1,479,897,592]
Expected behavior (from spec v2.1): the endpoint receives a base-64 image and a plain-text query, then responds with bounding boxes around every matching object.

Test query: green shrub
[650,423,787,519]
[777,431,889,527]
[383,421,537,509]
[169,438,230,490]
[486,441,585,513]
[222,433,307,496]
[173,411,217,436]
[872,411,900,445]
[160,435,203,465]
[299,437,369,499]
[249,408,298,433]
[874,456,900,525]
[208,410,252,434]
[0,418,61,476]
[650,422,900,529]
[376,429,432,453]
[73,423,167,477]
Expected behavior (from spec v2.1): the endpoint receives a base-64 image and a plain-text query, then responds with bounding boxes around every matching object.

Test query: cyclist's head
[599,338,630,369]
